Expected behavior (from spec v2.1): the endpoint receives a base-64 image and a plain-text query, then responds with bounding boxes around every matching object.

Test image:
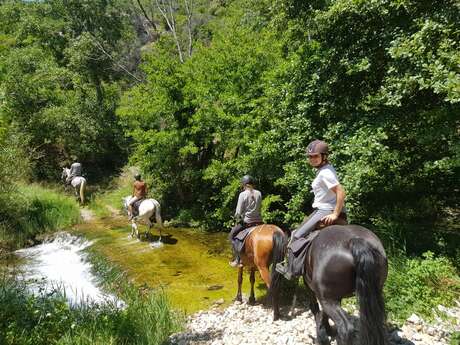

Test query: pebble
[168,299,460,345]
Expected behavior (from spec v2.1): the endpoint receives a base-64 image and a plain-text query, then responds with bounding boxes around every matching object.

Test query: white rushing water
[14,232,122,307]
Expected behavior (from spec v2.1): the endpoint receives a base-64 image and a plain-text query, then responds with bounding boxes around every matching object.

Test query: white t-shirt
[311,164,342,211]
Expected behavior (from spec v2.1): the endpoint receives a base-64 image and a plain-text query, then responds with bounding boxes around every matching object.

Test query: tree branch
[134,0,158,32]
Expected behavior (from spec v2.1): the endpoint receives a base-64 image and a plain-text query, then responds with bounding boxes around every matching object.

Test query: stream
[1,212,266,313]
[9,232,121,306]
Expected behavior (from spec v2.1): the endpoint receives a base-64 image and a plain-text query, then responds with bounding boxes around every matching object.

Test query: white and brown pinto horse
[61,168,86,204]
[123,196,163,241]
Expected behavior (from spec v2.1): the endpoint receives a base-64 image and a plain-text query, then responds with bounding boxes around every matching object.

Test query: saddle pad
[288,230,321,277]
[70,176,84,188]
[233,226,260,256]
[291,230,320,255]
[133,199,143,209]
[235,225,259,242]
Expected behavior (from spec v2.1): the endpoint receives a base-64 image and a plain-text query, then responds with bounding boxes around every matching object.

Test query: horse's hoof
[234,296,242,303]
[248,297,256,305]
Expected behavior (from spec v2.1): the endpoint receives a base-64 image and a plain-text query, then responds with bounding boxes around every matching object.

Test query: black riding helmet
[134,173,142,181]
[241,175,255,186]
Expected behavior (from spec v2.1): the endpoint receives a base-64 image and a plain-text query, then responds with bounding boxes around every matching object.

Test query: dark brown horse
[296,224,388,345]
[234,224,287,320]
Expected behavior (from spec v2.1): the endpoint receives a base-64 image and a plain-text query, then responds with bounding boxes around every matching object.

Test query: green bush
[385,252,460,322]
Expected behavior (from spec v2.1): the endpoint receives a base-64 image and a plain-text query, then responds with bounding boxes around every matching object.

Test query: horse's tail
[154,201,163,227]
[350,238,388,345]
[79,178,86,204]
[269,229,287,306]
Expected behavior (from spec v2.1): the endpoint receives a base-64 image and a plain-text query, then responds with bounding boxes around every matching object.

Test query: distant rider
[276,140,347,280]
[128,174,148,220]
[66,161,82,184]
[228,175,263,267]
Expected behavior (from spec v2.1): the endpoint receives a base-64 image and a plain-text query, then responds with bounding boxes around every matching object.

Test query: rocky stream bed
[169,298,460,345]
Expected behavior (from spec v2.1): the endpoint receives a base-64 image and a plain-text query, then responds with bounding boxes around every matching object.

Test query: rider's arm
[322,184,346,225]
[234,192,245,224]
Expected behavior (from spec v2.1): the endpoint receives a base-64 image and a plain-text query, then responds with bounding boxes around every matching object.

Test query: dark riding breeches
[291,209,332,241]
[229,222,263,258]
[228,223,244,241]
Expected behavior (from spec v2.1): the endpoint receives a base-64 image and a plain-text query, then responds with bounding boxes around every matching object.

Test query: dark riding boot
[229,246,242,268]
[275,235,296,280]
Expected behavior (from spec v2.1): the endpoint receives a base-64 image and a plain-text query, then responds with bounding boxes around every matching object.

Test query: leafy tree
[0,0,137,179]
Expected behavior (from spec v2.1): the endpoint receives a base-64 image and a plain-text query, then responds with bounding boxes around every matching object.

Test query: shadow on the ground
[144,233,178,245]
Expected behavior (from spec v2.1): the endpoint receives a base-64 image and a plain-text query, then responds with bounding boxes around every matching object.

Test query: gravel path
[169,299,459,345]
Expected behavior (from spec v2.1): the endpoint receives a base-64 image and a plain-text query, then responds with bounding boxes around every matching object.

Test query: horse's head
[61,168,69,182]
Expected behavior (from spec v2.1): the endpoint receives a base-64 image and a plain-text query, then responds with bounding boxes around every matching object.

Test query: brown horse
[294,224,388,345]
[234,224,287,320]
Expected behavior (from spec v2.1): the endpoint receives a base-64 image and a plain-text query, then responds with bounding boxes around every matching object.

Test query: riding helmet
[306,140,329,156]
[241,175,255,185]
[134,173,142,181]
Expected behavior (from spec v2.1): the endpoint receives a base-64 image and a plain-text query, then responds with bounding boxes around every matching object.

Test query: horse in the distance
[234,224,287,321]
[61,168,86,205]
[122,196,163,241]
[292,224,388,345]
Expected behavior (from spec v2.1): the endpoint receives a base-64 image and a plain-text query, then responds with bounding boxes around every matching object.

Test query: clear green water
[72,216,267,314]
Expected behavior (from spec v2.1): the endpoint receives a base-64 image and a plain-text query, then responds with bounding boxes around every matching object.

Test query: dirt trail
[80,208,95,222]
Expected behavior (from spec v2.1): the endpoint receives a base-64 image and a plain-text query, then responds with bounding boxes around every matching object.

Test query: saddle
[288,214,349,277]
[233,222,264,255]
[132,199,144,217]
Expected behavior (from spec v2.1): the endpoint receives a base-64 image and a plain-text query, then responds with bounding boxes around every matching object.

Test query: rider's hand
[321,213,338,226]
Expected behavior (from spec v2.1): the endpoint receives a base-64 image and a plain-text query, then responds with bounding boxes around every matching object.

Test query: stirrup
[275,262,293,280]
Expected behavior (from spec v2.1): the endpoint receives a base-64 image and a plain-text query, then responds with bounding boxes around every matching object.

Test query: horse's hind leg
[256,264,271,306]
[235,266,243,302]
[320,299,354,345]
[302,280,330,345]
[249,269,256,304]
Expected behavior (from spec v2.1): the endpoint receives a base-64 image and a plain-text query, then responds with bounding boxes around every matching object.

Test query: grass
[87,169,132,218]
[0,184,80,251]
[0,272,183,345]
[451,331,460,345]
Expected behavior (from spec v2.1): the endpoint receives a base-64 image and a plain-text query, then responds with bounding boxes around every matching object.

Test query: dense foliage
[118,0,459,257]
[385,251,460,322]
[0,0,135,180]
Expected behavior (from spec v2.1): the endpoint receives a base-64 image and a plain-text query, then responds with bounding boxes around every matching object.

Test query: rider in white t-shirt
[276,139,347,279]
